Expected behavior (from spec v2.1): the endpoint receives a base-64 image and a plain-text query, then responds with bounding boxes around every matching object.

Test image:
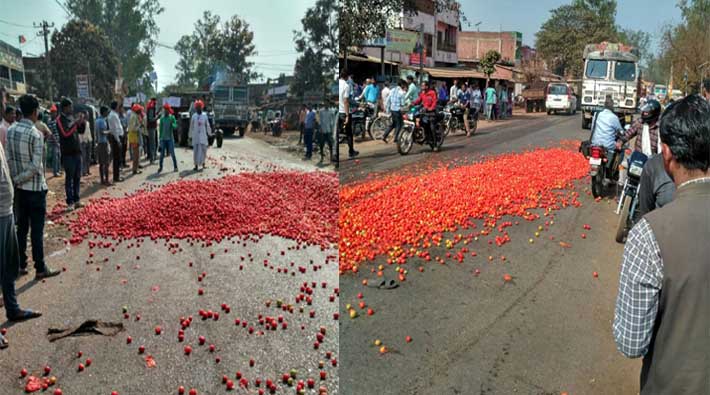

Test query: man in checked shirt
[613,94,710,394]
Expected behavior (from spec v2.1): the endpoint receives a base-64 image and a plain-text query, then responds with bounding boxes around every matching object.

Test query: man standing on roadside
[0,105,16,148]
[189,100,211,171]
[157,103,178,173]
[303,103,316,160]
[56,98,85,211]
[145,97,158,164]
[485,84,497,120]
[382,79,405,143]
[46,104,61,177]
[95,106,111,186]
[613,95,710,394]
[499,84,509,120]
[5,95,60,281]
[107,101,124,182]
[316,103,334,165]
[127,104,144,175]
[337,70,358,166]
[0,114,42,345]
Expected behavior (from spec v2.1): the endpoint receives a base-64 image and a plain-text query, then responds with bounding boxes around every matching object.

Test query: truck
[210,77,250,137]
[580,42,640,129]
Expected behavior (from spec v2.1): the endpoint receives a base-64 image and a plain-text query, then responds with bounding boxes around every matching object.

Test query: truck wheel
[582,116,591,130]
[238,127,245,138]
[216,134,223,148]
[547,109,552,115]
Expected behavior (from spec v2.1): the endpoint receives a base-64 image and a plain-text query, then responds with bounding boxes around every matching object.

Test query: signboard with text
[76,74,90,98]
[409,49,427,66]
[386,29,418,53]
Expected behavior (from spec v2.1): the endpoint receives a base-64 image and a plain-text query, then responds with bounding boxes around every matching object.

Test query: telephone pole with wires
[34,20,55,100]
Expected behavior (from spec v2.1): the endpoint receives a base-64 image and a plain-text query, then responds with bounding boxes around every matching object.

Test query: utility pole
[419,23,424,83]
[34,20,54,100]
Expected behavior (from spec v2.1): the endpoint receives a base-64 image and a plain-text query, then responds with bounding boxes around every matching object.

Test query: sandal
[0,336,8,349]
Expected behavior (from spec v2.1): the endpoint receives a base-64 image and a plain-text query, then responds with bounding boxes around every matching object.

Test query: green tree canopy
[64,0,164,93]
[291,0,338,100]
[480,50,501,87]
[174,11,258,89]
[535,0,620,77]
[50,19,119,102]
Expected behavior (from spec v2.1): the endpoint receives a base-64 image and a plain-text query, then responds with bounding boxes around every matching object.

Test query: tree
[659,0,710,93]
[64,0,164,94]
[535,0,620,77]
[618,28,651,67]
[480,50,501,88]
[50,19,119,102]
[173,11,258,88]
[291,0,337,100]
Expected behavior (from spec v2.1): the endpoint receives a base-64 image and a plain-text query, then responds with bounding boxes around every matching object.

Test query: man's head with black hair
[18,95,39,122]
[60,97,73,115]
[100,106,109,117]
[659,94,710,184]
[3,105,15,123]
[702,78,710,100]
[604,95,614,110]
[110,101,119,111]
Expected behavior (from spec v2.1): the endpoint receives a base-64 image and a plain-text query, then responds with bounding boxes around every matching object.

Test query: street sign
[385,29,418,53]
[76,74,90,98]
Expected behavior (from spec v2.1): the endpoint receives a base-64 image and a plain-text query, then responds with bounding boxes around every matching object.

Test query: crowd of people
[296,103,336,164]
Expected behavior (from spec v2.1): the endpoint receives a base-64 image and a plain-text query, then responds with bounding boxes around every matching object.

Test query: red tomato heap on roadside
[69,171,338,247]
[339,146,588,272]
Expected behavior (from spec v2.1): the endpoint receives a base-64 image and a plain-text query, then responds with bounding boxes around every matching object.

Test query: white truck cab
[580,42,640,129]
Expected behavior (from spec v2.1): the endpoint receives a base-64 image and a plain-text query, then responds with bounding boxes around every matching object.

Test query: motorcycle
[614,151,648,243]
[397,106,445,155]
[443,104,478,136]
[588,143,625,198]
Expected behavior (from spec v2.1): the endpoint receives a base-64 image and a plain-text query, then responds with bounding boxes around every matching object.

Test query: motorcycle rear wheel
[398,128,414,155]
[591,169,605,198]
[370,116,387,140]
[615,195,632,243]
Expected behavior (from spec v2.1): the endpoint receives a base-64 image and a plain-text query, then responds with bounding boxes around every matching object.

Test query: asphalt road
[338,113,641,395]
[0,136,338,394]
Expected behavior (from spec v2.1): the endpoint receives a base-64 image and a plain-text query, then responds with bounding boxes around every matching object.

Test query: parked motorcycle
[614,151,648,243]
[397,106,445,155]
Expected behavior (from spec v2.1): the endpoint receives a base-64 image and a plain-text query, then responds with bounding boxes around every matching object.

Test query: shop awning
[404,65,513,81]
[339,53,398,66]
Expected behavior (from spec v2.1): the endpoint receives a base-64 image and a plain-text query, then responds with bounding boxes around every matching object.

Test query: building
[457,31,523,66]
[361,0,460,72]
[0,39,26,95]
[22,56,45,96]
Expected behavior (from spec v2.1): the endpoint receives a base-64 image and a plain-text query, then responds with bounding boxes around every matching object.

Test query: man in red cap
[189,100,211,171]
[157,102,178,173]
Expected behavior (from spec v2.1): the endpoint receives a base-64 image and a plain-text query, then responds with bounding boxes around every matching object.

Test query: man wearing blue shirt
[303,104,317,160]
[591,96,623,154]
[95,106,111,186]
[383,80,406,143]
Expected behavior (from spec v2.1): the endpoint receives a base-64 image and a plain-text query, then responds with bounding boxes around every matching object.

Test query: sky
[0,0,683,89]
[0,0,312,90]
[459,0,682,53]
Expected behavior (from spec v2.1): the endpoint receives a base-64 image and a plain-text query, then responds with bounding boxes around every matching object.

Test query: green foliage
[50,20,119,102]
[64,0,163,91]
[618,28,651,66]
[291,0,338,100]
[659,0,710,93]
[480,50,501,83]
[174,11,258,88]
[535,0,620,77]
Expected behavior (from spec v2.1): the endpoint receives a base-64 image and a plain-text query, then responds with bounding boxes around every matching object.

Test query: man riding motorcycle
[591,95,624,160]
[615,99,662,156]
[411,81,439,149]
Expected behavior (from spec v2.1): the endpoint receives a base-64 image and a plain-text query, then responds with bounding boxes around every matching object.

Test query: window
[585,60,608,79]
[548,84,568,95]
[437,31,443,47]
[10,69,24,84]
[214,87,230,101]
[614,61,636,81]
[0,66,9,80]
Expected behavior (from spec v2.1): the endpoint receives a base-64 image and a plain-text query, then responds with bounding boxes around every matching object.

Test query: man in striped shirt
[5,95,60,280]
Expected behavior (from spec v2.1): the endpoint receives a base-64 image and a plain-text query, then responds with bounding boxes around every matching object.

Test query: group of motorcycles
[584,126,648,243]
[338,98,478,156]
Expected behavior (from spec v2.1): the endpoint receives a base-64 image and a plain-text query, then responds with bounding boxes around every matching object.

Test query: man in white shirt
[449,79,459,104]
[380,81,391,114]
[189,100,211,171]
[0,106,16,148]
[337,70,358,168]
[107,101,124,182]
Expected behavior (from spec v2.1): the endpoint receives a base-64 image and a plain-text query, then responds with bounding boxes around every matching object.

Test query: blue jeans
[304,128,314,158]
[159,139,178,170]
[15,189,47,272]
[1,213,21,318]
[49,144,61,176]
[63,154,82,205]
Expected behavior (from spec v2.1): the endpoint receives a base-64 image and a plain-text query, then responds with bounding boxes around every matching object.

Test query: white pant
[193,143,207,167]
